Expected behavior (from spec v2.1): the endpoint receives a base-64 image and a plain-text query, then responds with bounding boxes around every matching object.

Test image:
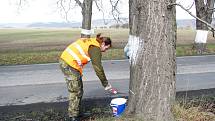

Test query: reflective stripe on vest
[60,38,100,74]
[74,43,91,62]
[65,48,82,66]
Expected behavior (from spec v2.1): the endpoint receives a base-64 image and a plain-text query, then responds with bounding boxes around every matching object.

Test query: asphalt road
[0,55,215,106]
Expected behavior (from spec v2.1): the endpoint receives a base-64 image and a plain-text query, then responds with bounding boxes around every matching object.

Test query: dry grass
[0,28,128,52]
[1,96,215,121]
[173,104,215,121]
[0,28,215,52]
[173,96,215,121]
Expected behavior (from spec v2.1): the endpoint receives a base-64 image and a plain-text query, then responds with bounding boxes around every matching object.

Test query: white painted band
[81,29,94,35]
[195,30,208,43]
[124,35,141,64]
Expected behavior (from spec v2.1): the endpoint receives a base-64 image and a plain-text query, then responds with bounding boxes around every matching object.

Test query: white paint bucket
[110,98,127,117]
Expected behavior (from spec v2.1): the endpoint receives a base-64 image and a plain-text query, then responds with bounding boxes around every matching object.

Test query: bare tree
[57,0,93,38]
[13,0,29,12]
[125,0,176,120]
[18,0,126,34]
[18,0,27,6]
[95,0,127,26]
[195,0,214,31]
[194,0,215,54]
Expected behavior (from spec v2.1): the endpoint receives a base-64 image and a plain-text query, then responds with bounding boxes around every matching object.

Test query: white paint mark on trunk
[81,29,94,35]
[204,0,207,5]
[124,35,143,65]
[195,30,208,43]
[129,89,135,95]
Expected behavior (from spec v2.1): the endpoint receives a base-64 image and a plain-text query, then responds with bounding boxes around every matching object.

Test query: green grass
[0,28,129,65]
[2,43,215,66]
[1,45,215,66]
[176,45,197,56]
[0,51,61,66]
[0,49,126,66]
[176,44,215,56]
[1,28,215,66]
[102,49,126,60]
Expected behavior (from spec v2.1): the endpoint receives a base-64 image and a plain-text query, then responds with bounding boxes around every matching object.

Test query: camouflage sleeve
[88,46,108,87]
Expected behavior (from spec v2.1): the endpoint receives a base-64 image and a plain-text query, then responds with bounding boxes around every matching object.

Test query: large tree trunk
[81,0,93,38]
[126,0,176,121]
[194,0,215,54]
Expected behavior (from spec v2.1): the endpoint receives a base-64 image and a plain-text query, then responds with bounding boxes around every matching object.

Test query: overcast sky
[0,0,195,23]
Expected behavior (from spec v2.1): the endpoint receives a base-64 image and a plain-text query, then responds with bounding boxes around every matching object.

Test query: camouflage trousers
[59,59,83,117]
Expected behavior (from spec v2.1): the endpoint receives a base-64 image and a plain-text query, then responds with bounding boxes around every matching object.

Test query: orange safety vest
[60,38,101,74]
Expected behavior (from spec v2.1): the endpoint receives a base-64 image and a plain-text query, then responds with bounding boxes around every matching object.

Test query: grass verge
[173,96,215,121]
[1,96,215,121]
[0,51,61,66]
[0,49,126,66]
[1,28,215,66]
[176,44,215,56]
[1,44,215,66]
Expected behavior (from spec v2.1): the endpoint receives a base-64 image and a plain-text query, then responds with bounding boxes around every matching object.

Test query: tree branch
[208,7,215,13]
[94,0,108,25]
[109,0,123,23]
[168,3,215,33]
[19,0,22,6]
[186,1,195,11]
[94,0,102,11]
[16,0,28,12]
[57,0,73,22]
[74,0,83,8]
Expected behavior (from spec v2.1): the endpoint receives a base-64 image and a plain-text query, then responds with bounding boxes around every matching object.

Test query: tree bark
[126,0,176,121]
[81,0,93,38]
[195,0,214,30]
[194,0,215,54]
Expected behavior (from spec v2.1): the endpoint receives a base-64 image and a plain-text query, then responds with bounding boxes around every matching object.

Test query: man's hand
[105,84,118,94]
